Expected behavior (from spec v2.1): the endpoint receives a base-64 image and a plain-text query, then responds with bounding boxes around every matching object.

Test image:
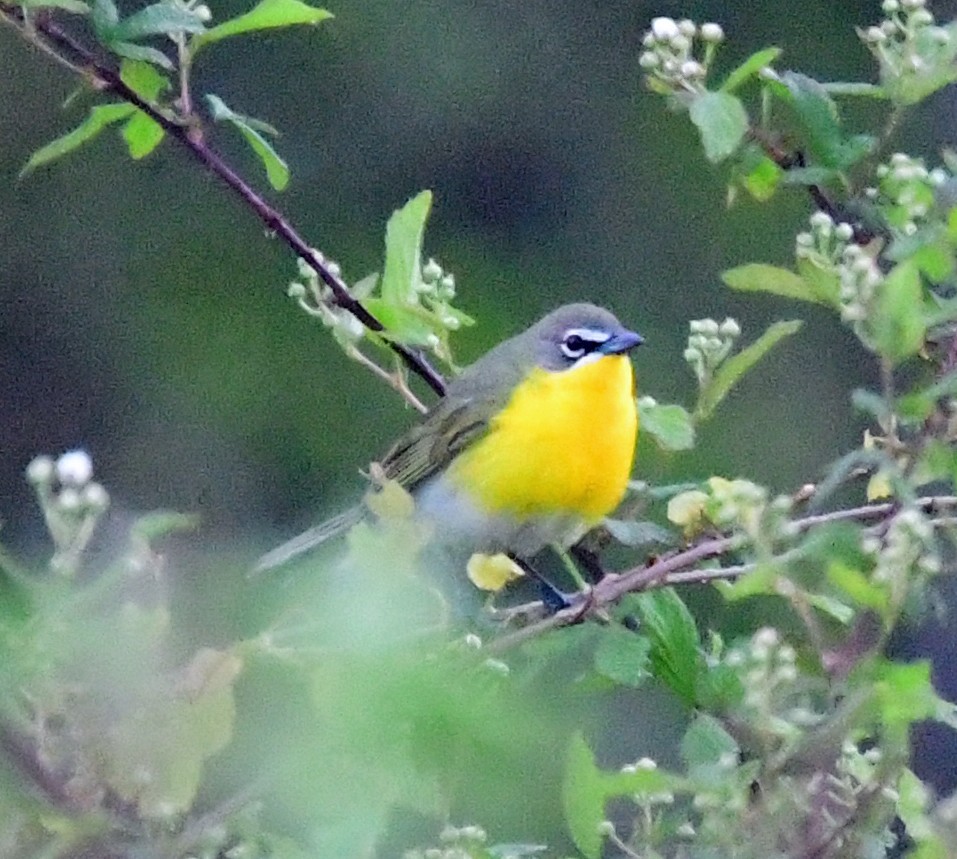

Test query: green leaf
[118,60,168,158]
[827,561,890,620]
[719,46,782,93]
[21,103,136,175]
[91,0,119,35]
[795,256,842,306]
[777,71,874,170]
[563,733,608,859]
[110,1,207,42]
[119,58,168,100]
[594,625,651,687]
[881,21,957,105]
[122,111,165,158]
[362,299,437,346]
[696,320,803,420]
[603,518,673,549]
[20,0,89,11]
[206,94,289,190]
[638,400,695,450]
[633,588,700,706]
[723,263,822,304]
[192,0,333,52]
[381,190,432,304]
[871,259,926,364]
[741,155,782,201]
[110,41,175,69]
[871,660,954,732]
[681,712,738,783]
[130,510,201,542]
[688,90,749,163]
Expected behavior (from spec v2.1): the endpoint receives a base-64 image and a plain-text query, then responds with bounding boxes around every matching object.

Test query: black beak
[599,330,644,355]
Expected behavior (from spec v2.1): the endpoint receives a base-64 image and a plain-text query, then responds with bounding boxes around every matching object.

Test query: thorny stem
[0,3,448,400]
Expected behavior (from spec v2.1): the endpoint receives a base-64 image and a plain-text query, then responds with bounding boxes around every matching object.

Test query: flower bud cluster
[863,507,940,599]
[620,756,675,807]
[27,450,109,576]
[403,825,487,859]
[860,0,950,55]
[706,477,768,533]
[418,258,465,340]
[866,153,947,236]
[288,253,366,346]
[837,242,883,326]
[684,318,741,385]
[639,17,724,94]
[724,628,821,736]
[795,210,856,269]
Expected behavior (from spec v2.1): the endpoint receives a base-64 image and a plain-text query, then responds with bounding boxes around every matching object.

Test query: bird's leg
[510,555,572,613]
[570,543,607,583]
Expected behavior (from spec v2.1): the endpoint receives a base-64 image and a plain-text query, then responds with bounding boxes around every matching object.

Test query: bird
[255,303,643,583]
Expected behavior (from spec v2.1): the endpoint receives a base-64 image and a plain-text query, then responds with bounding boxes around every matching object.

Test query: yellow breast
[447,354,638,524]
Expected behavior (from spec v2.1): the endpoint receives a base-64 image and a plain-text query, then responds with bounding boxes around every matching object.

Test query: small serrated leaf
[722,263,822,304]
[111,1,207,42]
[638,400,695,451]
[719,46,782,93]
[192,0,333,52]
[681,712,738,777]
[696,320,803,421]
[871,259,926,364]
[688,91,749,163]
[633,588,701,706]
[381,190,432,304]
[563,733,607,859]
[603,518,673,548]
[594,625,651,687]
[20,0,90,11]
[21,103,136,175]
[206,94,289,190]
[122,111,165,158]
[130,510,201,542]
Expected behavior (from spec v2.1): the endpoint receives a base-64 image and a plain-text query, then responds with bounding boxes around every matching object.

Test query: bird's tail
[251,505,366,575]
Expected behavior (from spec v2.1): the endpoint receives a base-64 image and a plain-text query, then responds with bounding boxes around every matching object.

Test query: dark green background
[3,0,957,812]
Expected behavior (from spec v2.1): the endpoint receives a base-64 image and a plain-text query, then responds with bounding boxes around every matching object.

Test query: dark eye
[562,334,587,357]
[561,330,605,360]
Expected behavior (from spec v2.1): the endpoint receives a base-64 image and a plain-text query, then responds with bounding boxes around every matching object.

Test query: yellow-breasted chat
[256,303,643,579]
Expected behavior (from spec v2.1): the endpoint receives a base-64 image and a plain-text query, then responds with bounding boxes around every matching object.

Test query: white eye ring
[560,327,610,360]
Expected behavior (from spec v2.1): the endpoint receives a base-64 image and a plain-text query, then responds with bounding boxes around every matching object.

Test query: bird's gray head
[528,303,644,372]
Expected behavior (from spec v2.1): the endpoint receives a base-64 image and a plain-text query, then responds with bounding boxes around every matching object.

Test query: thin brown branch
[0,3,447,398]
[488,495,957,652]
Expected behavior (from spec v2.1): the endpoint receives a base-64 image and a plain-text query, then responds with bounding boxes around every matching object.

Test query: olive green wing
[378,394,492,490]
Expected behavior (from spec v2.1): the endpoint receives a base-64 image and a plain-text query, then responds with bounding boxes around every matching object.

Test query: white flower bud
[636,757,658,770]
[835,222,855,241]
[911,9,934,26]
[58,487,82,512]
[422,258,443,282]
[194,4,212,22]
[809,210,834,231]
[26,455,55,485]
[56,450,93,486]
[650,17,680,42]
[82,482,109,510]
[670,34,691,53]
[701,22,724,42]
[881,0,900,12]
[672,19,693,36]
[864,25,887,43]
[719,318,740,338]
[639,51,659,69]
[680,60,705,79]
